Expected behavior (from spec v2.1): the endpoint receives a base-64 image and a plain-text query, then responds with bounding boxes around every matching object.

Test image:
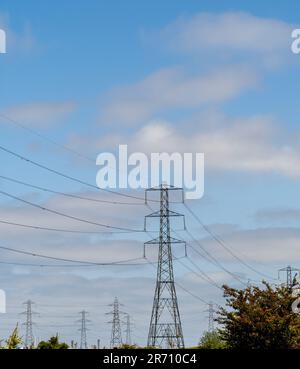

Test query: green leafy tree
[37,335,68,350]
[198,330,226,349]
[217,281,300,349]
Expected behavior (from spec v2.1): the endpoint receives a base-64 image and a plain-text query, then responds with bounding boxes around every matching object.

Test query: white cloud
[101,65,258,125]
[3,101,77,129]
[156,12,293,56]
[72,113,300,179]
[254,208,300,225]
[199,226,300,265]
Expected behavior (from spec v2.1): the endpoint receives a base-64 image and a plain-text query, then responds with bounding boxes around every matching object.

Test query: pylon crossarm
[145,237,186,245]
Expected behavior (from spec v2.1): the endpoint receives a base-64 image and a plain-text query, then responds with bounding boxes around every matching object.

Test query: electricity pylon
[123,313,133,346]
[106,297,123,348]
[144,184,186,349]
[22,300,36,348]
[278,266,300,290]
[78,310,90,349]
[204,302,216,332]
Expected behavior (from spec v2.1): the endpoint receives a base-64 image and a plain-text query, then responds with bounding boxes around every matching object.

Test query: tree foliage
[198,330,226,349]
[5,325,22,349]
[217,281,300,349]
[119,343,140,349]
[37,335,68,350]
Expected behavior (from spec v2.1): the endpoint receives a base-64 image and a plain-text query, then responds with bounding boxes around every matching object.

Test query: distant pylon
[205,302,216,332]
[278,266,300,290]
[144,184,186,349]
[22,300,35,348]
[106,297,123,348]
[124,313,132,346]
[78,310,90,349]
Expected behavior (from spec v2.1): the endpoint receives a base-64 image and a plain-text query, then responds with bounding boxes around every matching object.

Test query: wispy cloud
[200,226,300,265]
[100,65,258,126]
[3,101,78,129]
[154,12,293,58]
[254,208,300,225]
[69,112,300,179]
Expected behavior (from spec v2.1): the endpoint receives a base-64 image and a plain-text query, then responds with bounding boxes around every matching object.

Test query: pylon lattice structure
[205,302,216,332]
[279,266,300,290]
[124,313,132,346]
[22,300,35,348]
[78,310,90,349]
[145,184,186,349]
[106,297,123,348]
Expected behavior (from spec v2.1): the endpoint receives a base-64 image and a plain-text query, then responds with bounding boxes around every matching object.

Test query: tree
[217,281,300,349]
[198,330,226,349]
[37,335,68,349]
[120,343,140,349]
[5,325,22,349]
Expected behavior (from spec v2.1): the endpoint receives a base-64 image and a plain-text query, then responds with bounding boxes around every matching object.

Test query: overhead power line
[0,259,149,268]
[0,244,145,266]
[0,174,144,206]
[185,227,247,286]
[0,144,157,204]
[146,204,222,292]
[0,251,187,269]
[171,228,222,290]
[144,256,212,306]
[147,202,258,286]
[175,281,211,305]
[0,218,133,234]
[178,257,222,290]
[184,203,276,281]
[0,112,96,163]
[0,189,143,233]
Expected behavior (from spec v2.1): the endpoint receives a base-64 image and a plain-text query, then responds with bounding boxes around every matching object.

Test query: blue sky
[0,0,300,347]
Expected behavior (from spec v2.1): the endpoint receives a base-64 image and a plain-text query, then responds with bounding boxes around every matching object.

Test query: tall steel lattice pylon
[279,265,300,290]
[205,302,216,332]
[124,313,132,346]
[144,184,186,348]
[22,300,35,348]
[106,297,123,348]
[78,310,90,349]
